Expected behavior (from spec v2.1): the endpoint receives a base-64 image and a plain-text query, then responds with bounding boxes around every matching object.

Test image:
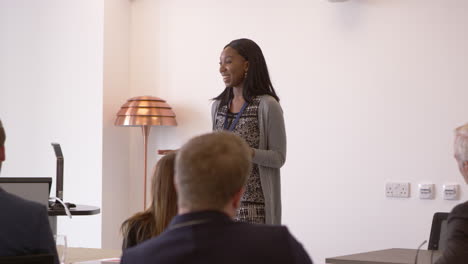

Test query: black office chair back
[0,254,54,264]
[428,212,449,250]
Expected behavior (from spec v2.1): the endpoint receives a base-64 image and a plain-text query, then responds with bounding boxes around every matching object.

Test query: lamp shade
[115,96,177,127]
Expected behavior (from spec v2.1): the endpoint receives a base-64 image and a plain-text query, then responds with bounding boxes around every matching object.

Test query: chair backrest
[0,254,54,264]
[428,212,449,250]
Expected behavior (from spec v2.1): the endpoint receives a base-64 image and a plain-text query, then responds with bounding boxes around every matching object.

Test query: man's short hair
[175,131,252,211]
[455,123,468,162]
[0,120,5,148]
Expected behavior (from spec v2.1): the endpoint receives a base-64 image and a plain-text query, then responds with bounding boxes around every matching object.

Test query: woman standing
[212,38,286,225]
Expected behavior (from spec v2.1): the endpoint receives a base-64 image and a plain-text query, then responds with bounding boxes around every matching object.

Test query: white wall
[0,0,104,248]
[127,0,468,263]
[102,0,131,249]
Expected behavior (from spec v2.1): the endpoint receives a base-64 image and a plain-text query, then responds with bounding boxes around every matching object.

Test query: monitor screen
[51,143,64,200]
[0,177,51,207]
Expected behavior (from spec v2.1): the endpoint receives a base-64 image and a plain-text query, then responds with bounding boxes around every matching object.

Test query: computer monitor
[0,177,52,207]
[51,143,64,200]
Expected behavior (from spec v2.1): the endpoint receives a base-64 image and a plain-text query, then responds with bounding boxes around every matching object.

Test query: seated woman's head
[121,151,178,249]
[151,151,178,231]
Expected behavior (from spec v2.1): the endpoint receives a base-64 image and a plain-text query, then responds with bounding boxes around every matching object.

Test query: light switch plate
[418,183,434,199]
[443,184,459,200]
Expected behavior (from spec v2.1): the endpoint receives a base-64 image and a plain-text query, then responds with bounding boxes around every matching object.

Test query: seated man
[435,123,468,264]
[0,119,59,264]
[121,131,313,264]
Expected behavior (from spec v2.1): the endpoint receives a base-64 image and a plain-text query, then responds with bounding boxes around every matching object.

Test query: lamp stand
[141,125,151,209]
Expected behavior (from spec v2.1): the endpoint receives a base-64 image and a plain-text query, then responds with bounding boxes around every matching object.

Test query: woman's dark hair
[213,38,279,106]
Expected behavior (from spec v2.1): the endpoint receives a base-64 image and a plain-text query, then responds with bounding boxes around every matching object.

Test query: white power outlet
[385,183,394,197]
[385,182,410,198]
[395,182,410,198]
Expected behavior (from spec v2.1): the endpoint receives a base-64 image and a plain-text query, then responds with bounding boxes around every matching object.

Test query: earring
[244,72,248,78]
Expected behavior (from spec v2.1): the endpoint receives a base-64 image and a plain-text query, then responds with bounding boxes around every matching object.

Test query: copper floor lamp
[115,96,177,209]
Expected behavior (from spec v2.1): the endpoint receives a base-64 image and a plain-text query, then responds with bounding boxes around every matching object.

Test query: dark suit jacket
[0,188,58,264]
[121,210,313,264]
[435,201,468,264]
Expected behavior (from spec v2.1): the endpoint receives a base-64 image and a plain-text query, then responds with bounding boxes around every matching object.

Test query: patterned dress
[214,97,265,224]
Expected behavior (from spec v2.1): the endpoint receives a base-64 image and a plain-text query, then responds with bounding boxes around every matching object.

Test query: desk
[48,205,101,234]
[49,205,100,216]
[67,247,120,264]
[326,248,441,264]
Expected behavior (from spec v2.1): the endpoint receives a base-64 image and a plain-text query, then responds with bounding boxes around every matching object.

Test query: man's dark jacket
[121,210,313,264]
[436,201,468,264]
[0,188,58,264]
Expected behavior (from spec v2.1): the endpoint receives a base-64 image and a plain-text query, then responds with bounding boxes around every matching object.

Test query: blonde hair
[121,152,178,248]
[455,123,468,162]
[175,131,252,211]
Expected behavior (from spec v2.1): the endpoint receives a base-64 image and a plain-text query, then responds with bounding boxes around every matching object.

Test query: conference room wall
[102,0,132,250]
[126,0,468,263]
[0,1,104,248]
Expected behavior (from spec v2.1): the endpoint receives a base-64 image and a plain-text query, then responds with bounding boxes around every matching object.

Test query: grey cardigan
[211,95,287,225]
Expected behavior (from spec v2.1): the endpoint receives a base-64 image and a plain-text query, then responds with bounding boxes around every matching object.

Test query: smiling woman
[212,38,287,225]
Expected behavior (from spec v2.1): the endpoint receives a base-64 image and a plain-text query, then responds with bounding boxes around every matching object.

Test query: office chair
[0,254,54,264]
[428,212,449,250]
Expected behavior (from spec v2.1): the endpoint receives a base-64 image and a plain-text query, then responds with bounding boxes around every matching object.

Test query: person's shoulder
[0,191,47,224]
[212,99,221,105]
[235,222,290,239]
[261,224,290,236]
[258,95,279,105]
[122,231,166,262]
[122,238,148,261]
[248,222,288,231]
[211,100,221,112]
[450,201,468,218]
[235,224,307,255]
[257,95,281,111]
[234,220,286,229]
[0,190,44,210]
